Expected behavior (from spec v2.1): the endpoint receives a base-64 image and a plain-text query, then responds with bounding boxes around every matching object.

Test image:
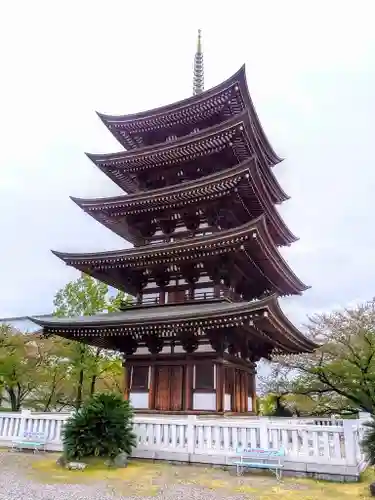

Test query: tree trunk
[90,375,97,397]
[7,388,18,411]
[89,348,101,397]
[75,369,84,410]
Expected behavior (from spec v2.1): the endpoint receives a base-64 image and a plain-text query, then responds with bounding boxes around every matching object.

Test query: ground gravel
[0,452,250,500]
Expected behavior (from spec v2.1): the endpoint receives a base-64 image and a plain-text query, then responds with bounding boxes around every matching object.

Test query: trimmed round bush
[62,392,136,460]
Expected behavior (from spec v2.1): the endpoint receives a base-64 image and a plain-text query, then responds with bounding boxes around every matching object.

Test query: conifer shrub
[62,392,136,460]
[362,416,375,465]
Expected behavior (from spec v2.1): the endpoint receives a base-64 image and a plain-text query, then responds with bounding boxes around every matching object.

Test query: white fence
[0,411,369,480]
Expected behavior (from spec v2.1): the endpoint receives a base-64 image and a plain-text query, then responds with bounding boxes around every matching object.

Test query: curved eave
[266,297,319,352]
[51,215,308,295]
[86,110,247,166]
[87,110,288,204]
[28,295,317,354]
[70,160,253,210]
[72,158,296,247]
[250,162,297,245]
[238,68,283,166]
[29,294,274,329]
[97,66,246,126]
[51,215,264,262]
[71,196,138,245]
[97,64,282,167]
[255,216,309,295]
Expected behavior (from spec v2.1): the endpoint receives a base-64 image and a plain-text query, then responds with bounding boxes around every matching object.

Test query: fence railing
[0,411,368,479]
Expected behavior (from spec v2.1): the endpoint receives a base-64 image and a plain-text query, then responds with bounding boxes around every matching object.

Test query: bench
[11,431,47,453]
[233,446,285,479]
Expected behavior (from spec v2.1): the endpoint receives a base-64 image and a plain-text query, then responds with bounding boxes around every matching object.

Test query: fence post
[187,415,196,456]
[343,419,357,466]
[19,409,31,437]
[259,417,270,449]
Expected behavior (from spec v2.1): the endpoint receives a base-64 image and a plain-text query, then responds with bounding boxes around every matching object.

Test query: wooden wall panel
[215,364,224,412]
[231,369,250,413]
[224,367,234,394]
[148,364,156,409]
[195,363,214,391]
[184,364,193,410]
[131,366,149,391]
[167,290,185,303]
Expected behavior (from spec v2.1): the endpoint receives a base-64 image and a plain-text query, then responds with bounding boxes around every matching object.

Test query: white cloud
[1,0,375,321]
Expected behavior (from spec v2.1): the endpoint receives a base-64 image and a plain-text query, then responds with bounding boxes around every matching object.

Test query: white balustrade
[0,411,368,479]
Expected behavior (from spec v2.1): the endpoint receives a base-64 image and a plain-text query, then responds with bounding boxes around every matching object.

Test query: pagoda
[32,31,316,414]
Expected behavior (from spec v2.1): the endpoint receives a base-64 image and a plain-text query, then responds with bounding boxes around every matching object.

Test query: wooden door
[154,365,184,411]
[233,370,248,413]
[167,290,186,303]
[154,366,170,411]
[170,366,183,411]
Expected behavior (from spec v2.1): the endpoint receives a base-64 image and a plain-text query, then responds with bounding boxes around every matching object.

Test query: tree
[0,324,35,410]
[53,273,129,318]
[263,298,375,416]
[0,325,67,411]
[53,274,130,409]
[258,364,297,416]
[26,335,77,412]
[62,392,136,461]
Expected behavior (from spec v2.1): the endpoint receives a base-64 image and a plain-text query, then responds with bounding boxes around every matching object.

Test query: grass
[30,456,164,496]
[25,454,375,499]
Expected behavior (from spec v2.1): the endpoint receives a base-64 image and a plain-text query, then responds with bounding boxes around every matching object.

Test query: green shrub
[62,392,136,460]
[362,416,375,465]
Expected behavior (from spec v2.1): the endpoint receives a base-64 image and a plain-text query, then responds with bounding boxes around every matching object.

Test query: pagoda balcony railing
[140,289,224,306]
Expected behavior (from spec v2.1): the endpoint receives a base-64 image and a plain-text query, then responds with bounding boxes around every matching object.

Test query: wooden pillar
[243,370,249,413]
[236,370,242,412]
[232,369,236,412]
[240,371,247,413]
[250,372,257,414]
[230,367,235,412]
[215,363,224,412]
[238,371,243,412]
[148,364,156,410]
[184,363,193,411]
[123,362,130,401]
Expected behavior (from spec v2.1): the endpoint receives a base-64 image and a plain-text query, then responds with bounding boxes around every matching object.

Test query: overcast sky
[1,1,374,330]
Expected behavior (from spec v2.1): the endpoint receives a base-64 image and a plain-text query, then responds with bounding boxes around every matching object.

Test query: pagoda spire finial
[193,29,204,96]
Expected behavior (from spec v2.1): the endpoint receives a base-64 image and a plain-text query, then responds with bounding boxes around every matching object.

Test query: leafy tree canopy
[53,272,130,317]
[52,274,128,409]
[260,298,375,416]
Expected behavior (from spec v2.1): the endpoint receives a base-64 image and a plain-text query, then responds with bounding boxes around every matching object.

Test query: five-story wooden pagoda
[32,31,316,414]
